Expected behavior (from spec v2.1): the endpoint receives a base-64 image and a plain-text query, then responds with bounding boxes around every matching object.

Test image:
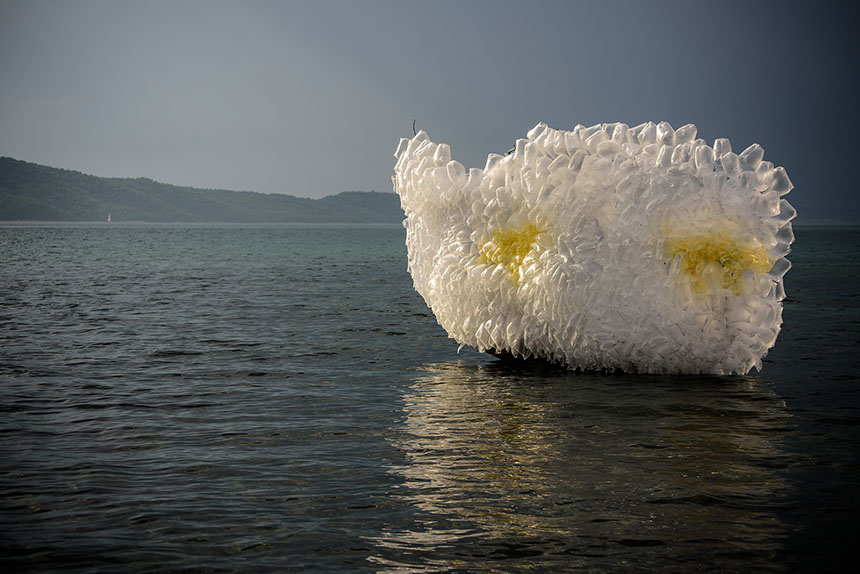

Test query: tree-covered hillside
[0,157,403,223]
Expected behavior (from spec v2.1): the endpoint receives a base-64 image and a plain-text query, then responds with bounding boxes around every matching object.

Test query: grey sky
[1,0,856,223]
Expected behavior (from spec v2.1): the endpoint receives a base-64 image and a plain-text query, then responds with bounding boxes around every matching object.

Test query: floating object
[393,122,795,375]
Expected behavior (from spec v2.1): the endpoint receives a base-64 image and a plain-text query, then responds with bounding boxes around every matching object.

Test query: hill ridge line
[0,156,402,224]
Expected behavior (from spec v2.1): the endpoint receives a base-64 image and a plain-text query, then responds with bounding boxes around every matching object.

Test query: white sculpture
[393,122,795,375]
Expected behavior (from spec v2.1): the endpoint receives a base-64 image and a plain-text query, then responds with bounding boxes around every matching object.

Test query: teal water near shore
[1,224,858,573]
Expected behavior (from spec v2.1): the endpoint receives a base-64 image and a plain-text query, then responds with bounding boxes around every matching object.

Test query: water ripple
[1,224,858,573]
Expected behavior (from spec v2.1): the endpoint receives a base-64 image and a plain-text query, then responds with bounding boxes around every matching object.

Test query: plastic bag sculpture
[393,122,795,374]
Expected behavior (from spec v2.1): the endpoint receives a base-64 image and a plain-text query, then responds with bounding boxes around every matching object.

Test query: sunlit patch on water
[370,361,795,572]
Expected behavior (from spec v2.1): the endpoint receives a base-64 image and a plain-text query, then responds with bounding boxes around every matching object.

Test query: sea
[1,223,858,573]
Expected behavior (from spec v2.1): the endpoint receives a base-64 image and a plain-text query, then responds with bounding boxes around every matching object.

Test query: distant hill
[0,157,403,223]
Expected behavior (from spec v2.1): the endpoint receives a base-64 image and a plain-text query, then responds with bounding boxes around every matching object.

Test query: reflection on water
[371,361,794,573]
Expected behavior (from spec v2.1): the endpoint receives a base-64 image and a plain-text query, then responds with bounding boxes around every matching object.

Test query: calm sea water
[1,223,858,573]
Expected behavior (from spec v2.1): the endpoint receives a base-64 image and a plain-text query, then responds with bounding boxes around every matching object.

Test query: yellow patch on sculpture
[478,223,547,285]
[665,231,773,295]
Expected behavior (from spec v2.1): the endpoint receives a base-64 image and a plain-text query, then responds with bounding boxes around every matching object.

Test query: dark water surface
[1,224,858,573]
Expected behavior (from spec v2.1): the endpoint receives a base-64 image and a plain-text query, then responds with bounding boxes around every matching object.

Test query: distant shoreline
[0,220,405,227]
[1,156,404,224]
[1,221,854,229]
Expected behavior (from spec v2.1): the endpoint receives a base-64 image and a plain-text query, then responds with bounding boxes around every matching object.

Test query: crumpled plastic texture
[392,122,795,375]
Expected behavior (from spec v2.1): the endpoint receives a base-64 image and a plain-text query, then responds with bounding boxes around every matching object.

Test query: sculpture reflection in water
[370,361,794,572]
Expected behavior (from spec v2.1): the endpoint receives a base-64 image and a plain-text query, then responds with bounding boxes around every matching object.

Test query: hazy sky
[1,0,856,222]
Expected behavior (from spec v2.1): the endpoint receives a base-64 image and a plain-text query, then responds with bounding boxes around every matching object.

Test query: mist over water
[1,224,857,573]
